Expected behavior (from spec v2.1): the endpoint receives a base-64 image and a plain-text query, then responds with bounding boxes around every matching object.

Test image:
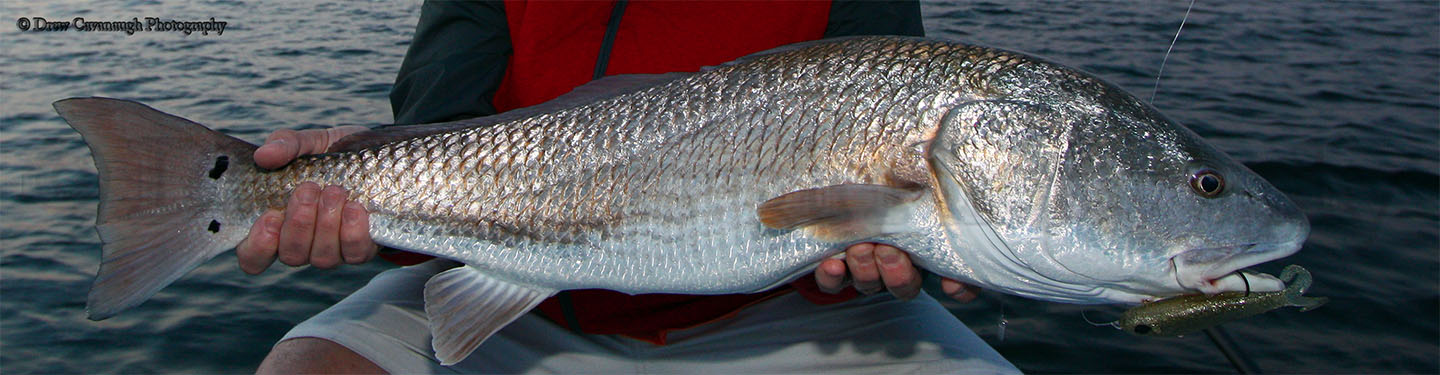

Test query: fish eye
[1189,169,1224,198]
[1133,324,1153,334]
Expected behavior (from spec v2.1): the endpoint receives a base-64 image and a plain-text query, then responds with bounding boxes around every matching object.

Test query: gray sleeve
[389,0,510,125]
[825,0,926,38]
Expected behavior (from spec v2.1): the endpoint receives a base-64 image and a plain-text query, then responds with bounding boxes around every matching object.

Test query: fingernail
[263,214,283,234]
[344,201,365,220]
[296,186,318,204]
[259,139,282,152]
[853,247,874,266]
[877,246,901,264]
[321,188,345,207]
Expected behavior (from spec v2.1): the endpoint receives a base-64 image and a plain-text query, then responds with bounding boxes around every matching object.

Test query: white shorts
[281,260,1021,374]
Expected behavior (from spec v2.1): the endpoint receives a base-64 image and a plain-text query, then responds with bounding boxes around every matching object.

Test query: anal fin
[423,266,555,365]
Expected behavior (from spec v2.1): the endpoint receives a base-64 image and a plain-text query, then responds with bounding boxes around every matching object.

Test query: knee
[257,337,386,374]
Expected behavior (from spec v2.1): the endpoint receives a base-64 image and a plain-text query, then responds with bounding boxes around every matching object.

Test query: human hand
[815,243,981,302]
[237,126,379,274]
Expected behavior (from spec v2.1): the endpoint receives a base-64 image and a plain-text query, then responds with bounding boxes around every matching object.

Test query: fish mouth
[1171,241,1300,294]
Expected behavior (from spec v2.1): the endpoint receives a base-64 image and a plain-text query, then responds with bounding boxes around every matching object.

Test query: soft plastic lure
[1112,265,1328,336]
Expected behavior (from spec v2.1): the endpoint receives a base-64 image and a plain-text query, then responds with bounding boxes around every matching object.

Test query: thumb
[253,126,366,169]
[254,129,302,169]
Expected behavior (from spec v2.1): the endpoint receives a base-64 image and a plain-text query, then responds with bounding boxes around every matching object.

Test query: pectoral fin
[423,266,555,365]
[757,184,923,242]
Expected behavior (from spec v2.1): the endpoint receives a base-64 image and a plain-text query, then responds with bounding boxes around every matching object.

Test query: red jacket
[386,0,924,345]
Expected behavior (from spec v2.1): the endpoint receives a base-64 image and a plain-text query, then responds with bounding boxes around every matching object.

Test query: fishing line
[1148,3,1260,371]
[997,298,1008,342]
[1149,0,1197,104]
[1205,326,1262,374]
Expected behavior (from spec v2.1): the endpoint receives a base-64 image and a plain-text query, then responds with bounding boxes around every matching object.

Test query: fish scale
[226,39,949,290]
[59,35,1309,364]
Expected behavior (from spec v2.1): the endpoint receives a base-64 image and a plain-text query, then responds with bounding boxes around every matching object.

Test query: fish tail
[1278,264,1328,312]
[1289,294,1329,312]
[54,97,259,320]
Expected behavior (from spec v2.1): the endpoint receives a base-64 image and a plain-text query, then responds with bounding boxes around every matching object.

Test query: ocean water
[1,1,1435,374]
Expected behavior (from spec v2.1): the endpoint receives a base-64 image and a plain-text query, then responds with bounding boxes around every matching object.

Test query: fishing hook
[1081,310,1120,329]
[1237,270,1251,297]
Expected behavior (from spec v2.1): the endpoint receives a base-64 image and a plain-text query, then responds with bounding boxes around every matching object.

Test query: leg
[645,292,1021,374]
[265,260,458,374]
[263,259,634,374]
[266,259,1017,374]
[257,337,385,375]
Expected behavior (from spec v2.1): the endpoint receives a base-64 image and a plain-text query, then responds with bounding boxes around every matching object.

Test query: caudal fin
[54,97,258,320]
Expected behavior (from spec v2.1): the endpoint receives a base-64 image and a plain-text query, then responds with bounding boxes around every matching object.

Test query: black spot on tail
[208,155,229,179]
[207,220,221,233]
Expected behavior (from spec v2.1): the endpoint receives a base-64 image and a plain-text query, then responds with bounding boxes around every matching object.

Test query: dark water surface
[2,1,1436,373]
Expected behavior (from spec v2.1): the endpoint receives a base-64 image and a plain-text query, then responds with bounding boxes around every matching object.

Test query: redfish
[56,36,1309,364]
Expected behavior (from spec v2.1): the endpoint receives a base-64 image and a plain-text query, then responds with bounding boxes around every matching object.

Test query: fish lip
[1170,240,1301,294]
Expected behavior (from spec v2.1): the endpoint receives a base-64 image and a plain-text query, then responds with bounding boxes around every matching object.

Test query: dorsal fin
[328,72,692,153]
[700,36,890,72]
[328,37,897,153]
